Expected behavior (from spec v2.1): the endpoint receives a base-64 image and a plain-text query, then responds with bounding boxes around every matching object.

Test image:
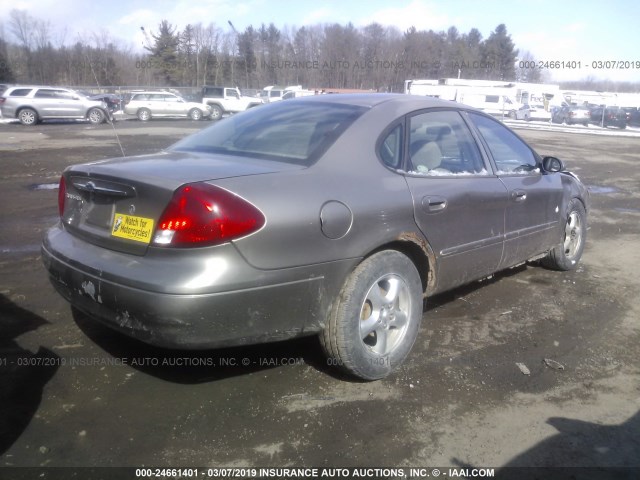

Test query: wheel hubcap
[563,211,582,259]
[359,274,411,356]
[21,112,35,124]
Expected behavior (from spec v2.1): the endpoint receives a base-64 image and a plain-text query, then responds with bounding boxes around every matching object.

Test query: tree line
[1,10,638,93]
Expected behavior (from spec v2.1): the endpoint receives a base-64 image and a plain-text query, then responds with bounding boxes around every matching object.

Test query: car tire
[209,104,223,121]
[542,198,586,271]
[189,108,203,121]
[18,108,38,126]
[137,108,151,121]
[87,108,105,124]
[320,250,423,380]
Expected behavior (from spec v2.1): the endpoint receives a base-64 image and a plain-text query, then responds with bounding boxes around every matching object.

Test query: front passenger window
[408,110,486,175]
[469,112,538,174]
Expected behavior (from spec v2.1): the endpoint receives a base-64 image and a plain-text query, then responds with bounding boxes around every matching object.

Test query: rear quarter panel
[216,102,421,271]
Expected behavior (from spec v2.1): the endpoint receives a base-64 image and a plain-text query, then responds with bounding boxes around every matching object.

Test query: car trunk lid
[61,151,302,255]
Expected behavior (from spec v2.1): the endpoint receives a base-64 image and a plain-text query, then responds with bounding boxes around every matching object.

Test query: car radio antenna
[85,52,126,157]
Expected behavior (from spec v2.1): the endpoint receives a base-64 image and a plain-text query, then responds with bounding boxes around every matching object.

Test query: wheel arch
[16,105,40,118]
[362,231,437,297]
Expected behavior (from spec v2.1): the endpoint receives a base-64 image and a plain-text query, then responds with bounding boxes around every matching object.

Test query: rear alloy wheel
[87,108,105,124]
[189,108,203,121]
[209,104,223,121]
[18,108,38,126]
[321,250,423,380]
[542,198,586,271]
[137,108,151,121]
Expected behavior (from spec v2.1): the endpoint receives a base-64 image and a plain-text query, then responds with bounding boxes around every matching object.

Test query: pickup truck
[201,86,263,120]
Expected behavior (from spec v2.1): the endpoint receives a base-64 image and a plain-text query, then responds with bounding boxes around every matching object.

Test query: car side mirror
[541,156,565,173]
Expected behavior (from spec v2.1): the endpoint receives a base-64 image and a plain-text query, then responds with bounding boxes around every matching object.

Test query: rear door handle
[511,190,527,202]
[421,195,447,213]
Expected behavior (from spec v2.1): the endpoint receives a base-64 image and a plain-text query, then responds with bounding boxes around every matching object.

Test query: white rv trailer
[405,78,561,118]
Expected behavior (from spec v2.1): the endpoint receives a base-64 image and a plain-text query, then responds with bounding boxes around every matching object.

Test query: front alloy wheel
[189,108,203,120]
[542,198,586,271]
[321,250,423,380]
[87,108,105,124]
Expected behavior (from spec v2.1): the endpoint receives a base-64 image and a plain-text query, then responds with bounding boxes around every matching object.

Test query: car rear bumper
[42,224,353,349]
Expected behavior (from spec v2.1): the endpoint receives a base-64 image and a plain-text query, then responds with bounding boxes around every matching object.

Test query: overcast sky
[2,0,639,82]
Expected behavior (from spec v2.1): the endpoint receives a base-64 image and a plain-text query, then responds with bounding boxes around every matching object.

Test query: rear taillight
[0,97,6,105]
[58,176,66,217]
[153,183,265,248]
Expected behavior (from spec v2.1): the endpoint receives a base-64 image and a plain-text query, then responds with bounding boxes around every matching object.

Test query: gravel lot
[1,117,639,477]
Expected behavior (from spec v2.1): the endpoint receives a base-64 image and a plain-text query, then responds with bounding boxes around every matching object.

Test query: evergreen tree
[481,24,518,81]
[0,38,16,82]
[145,20,180,86]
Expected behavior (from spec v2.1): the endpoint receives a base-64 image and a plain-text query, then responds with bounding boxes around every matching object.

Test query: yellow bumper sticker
[111,213,154,244]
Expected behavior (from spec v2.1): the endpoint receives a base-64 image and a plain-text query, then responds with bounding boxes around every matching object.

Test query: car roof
[292,93,475,113]
[7,85,74,90]
[131,91,180,95]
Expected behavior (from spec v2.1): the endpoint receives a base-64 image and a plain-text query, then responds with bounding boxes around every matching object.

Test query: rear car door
[33,88,65,117]
[402,109,508,293]
[467,112,564,268]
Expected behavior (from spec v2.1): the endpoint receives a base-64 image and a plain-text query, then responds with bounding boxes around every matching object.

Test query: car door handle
[511,190,527,202]
[421,195,447,213]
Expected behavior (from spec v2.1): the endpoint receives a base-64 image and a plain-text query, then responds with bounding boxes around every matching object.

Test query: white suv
[124,91,211,121]
[0,86,110,125]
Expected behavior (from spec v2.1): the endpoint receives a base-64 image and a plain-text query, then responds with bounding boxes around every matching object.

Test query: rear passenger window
[9,89,33,97]
[408,110,486,175]
[468,112,538,174]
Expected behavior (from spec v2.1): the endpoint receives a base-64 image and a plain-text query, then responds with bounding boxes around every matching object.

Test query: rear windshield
[170,101,367,165]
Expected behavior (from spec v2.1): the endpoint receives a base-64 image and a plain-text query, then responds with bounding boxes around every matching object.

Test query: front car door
[402,109,509,294]
[224,88,241,110]
[163,94,185,116]
[467,112,564,268]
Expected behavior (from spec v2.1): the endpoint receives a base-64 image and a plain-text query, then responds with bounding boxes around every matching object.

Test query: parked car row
[550,104,636,129]
[3,84,639,130]
[586,105,627,129]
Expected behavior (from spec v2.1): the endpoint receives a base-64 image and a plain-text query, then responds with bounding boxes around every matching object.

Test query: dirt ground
[0,118,639,477]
